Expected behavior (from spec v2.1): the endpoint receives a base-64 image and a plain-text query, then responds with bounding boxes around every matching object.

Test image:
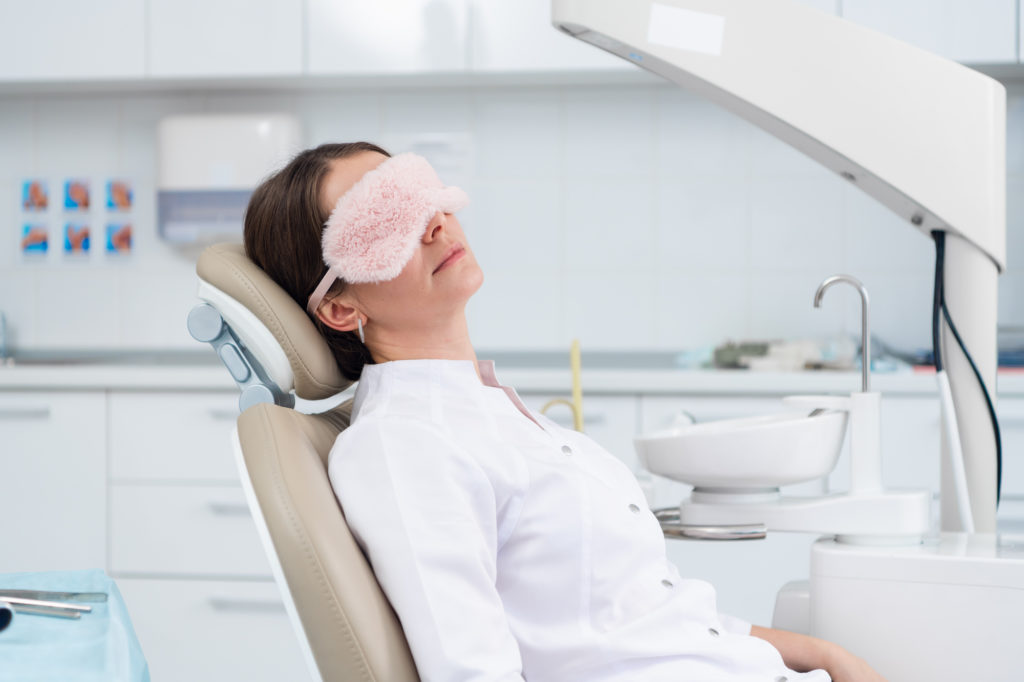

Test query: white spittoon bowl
[635,411,848,490]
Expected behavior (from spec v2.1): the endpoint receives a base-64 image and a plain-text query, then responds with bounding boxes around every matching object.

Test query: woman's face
[318,152,484,333]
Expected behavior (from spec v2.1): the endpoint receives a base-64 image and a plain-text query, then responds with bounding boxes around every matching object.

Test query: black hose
[931,230,1003,507]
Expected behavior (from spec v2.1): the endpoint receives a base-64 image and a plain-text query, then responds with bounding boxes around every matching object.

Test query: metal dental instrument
[2,596,92,618]
[0,589,108,603]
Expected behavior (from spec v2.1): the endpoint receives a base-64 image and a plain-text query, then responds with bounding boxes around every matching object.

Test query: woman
[244,142,884,682]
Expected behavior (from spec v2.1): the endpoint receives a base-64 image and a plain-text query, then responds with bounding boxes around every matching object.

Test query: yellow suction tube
[540,339,584,432]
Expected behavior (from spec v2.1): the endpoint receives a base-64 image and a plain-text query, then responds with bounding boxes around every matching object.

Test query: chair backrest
[194,243,419,682]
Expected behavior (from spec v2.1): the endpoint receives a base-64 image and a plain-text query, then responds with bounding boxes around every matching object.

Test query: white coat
[328,359,830,682]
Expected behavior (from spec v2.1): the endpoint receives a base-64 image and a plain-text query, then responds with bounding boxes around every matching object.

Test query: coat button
[561,445,572,455]
[628,503,641,513]
[708,628,719,637]
[661,579,673,588]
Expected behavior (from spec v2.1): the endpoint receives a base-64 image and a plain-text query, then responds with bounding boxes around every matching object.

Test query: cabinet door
[148,0,303,78]
[0,0,144,81]
[308,0,469,75]
[0,392,106,572]
[842,0,1017,64]
[470,0,629,72]
[118,578,312,682]
[109,391,240,483]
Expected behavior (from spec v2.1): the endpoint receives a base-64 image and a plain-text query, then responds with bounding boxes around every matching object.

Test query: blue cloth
[0,569,150,682]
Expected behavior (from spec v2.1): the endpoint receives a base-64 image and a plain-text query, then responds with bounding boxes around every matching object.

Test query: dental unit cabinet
[552,0,1020,680]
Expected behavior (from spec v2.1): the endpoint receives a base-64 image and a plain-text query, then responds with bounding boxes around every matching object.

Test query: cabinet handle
[208,597,283,613]
[207,501,251,517]
[207,409,238,421]
[0,407,50,420]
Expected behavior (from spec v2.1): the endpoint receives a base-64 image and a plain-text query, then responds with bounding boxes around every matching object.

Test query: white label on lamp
[647,3,725,56]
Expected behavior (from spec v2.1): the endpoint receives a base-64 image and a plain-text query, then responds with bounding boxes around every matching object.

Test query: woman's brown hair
[244,141,390,381]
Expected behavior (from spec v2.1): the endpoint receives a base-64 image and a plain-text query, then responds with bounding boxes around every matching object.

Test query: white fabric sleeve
[718,612,752,636]
[328,417,526,682]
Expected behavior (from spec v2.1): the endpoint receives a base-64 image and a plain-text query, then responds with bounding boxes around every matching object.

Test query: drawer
[109,391,240,482]
[117,578,312,682]
[110,484,271,578]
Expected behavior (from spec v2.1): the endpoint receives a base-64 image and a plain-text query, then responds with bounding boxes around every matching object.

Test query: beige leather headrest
[196,243,351,400]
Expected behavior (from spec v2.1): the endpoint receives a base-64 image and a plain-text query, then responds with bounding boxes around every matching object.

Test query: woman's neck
[367,316,480,380]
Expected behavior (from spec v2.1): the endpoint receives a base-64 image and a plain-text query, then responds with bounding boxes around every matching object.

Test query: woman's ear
[316,295,363,334]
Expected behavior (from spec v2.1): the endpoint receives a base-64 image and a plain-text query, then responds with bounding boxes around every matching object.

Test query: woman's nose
[423,211,445,243]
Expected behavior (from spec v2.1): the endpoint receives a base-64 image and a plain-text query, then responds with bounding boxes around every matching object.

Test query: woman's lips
[433,245,466,274]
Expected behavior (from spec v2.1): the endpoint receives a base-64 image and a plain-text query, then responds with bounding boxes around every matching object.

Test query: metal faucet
[814,274,870,392]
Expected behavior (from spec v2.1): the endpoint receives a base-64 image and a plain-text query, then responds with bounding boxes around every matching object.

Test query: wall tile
[844,271,934,352]
[563,87,656,178]
[380,90,473,133]
[468,180,562,272]
[0,178,17,268]
[202,92,300,116]
[35,96,120,174]
[1007,176,1024,273]
[118,94,207,177]
[300,92,381,146]
[654,271,749,349]
[749,177,845,272]
[0,270,38,348]
[655,87,750,178]
[563,268,658,349]
[0,98,34,178]
[1005,95,1023,175]
[999,271,1024,328]
[655,175,749,271]
[748,272,853,342]
[118,269,200,348]
[468,268,563,349]
[473,90,561,180]
[564,177,654,269]
[36,270,120,348]
[1,82,1022,353]
[842,184,935,274]
[748,124,833,179]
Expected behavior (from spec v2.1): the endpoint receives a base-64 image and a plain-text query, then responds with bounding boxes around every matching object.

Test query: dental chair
[188,243,420,682]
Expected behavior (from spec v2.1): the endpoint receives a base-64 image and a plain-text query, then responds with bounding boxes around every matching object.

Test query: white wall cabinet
[0,0,145,81]
[0,392,106,572]
[147,0,303,78]
[469,0,629,72]
[842,0,1018,64]
[307,0,470,75]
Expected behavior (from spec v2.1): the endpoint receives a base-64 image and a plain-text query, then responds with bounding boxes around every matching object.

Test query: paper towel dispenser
[157,114,301,244]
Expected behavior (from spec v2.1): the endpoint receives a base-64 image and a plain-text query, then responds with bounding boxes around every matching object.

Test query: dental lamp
[552,1,1018,680]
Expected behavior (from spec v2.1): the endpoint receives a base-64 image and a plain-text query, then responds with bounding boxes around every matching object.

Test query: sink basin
[635,410,847,490]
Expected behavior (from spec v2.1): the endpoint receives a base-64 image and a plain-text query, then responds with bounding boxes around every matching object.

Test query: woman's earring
[357,317,365,344]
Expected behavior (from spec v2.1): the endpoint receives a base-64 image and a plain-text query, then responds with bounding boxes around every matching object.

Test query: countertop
[2,353,1023,396]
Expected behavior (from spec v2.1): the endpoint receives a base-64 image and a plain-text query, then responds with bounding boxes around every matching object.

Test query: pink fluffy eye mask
[305,152,469,315]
